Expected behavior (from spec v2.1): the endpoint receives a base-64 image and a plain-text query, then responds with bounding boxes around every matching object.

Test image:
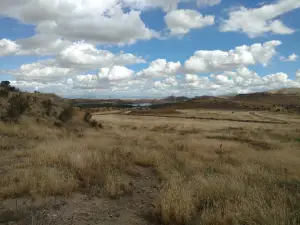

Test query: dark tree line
[0,81,20,92]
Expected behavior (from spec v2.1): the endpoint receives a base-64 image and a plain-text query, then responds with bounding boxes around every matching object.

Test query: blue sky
[0,0,300,98]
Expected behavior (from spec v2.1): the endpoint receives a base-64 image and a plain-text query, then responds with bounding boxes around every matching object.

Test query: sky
[0,0,300,98]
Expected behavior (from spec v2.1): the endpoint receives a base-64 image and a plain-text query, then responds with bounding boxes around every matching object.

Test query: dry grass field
[1,105,300,224]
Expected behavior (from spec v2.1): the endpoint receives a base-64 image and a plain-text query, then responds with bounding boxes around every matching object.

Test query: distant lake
[74,102,155,109]
[131,103,152,107]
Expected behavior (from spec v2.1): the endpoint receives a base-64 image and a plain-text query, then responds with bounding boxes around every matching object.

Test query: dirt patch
[129,109,181,115]
[126,113,288,124]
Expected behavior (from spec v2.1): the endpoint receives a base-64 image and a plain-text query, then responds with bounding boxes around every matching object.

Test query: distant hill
[267,88,300,95]
[164,96,189,102]
[57,88,300,113]
[149,88,300,113]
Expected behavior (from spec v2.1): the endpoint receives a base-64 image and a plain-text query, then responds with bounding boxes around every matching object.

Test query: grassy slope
[1,89,300,225]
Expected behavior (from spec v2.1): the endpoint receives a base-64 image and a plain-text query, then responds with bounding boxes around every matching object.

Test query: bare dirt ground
[1,109,300,225]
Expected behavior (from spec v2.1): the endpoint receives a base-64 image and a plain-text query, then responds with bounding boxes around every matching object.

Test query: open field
[1,107,300,225]
[112,108,300,124]
[73,88,300,114]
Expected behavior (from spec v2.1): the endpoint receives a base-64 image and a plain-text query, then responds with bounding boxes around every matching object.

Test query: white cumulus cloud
[280,53,298,62]
[184,40,281,73]
[154,77,178,89]
[210,67,299,92]
[123,0,180,11]
[97,66,134,81]
[184,74,212,89]
[196,0,221,7]
[0,39,20,56]
[57,41,145,70]
[72,66,136,90]
[137,59,181,77]
[165,9,214,35]
[296,70,300,80]
[0,0,159,45]
[9,80,69,94]
[16,35,71,56]
[5,60,76,83]
[220,0,300,37]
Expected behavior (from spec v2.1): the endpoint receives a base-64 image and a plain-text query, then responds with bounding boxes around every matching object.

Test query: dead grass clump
[104,169,132,198]
[4,138,135,199]
[0,168,76,198]
[0,120,68,141]
[154,175,198,225]
[150,124,177,133]
[42,99,55,116]
[154,171,300,225]
[0,88,9,98]
[199,187,300,225]
[132,148,163,168]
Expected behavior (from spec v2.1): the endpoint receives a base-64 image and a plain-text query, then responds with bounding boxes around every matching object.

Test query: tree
[0,81,19,92]
[0,81,10,89]
[2,93,32,122]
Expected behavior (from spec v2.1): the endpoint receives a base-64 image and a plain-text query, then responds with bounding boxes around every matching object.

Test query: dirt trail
[123,113,289,124]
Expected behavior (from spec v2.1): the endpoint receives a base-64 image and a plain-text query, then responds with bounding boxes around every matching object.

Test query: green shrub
[2,93,32,122]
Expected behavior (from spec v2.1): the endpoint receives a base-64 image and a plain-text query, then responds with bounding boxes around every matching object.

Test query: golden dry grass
[1,110,300,225]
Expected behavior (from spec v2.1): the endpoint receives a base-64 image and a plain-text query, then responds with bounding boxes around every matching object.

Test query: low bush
[89,119,98,127]
[42,99,55,116]
[58,106,74,122]
[84,111,92,122]
[2,93,32,122]
[0,88,9,98]
[54,120,63,128]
